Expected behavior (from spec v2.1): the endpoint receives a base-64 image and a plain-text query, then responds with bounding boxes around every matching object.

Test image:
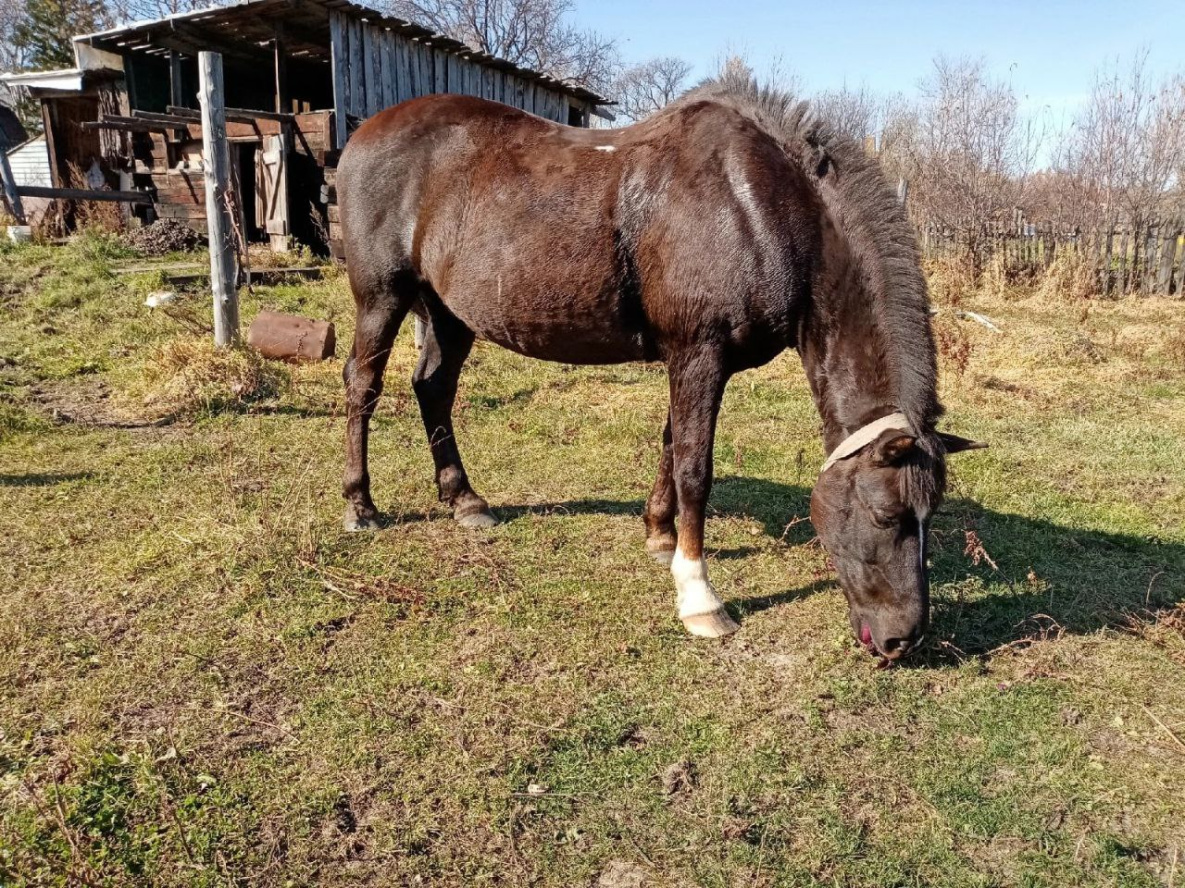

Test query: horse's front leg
[643,413,678,564]
[667,349,740,638]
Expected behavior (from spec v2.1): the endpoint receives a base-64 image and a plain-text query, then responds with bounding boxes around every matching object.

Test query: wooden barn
[0,0,610,254]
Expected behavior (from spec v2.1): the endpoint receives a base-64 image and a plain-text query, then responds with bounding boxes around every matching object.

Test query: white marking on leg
[594,145,615,152]
[671,548,725,619]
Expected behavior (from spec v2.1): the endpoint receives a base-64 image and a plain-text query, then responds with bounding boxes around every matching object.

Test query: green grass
[0,233,1182,886]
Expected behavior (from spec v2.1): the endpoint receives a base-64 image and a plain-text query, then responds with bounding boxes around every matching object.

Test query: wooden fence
[917,215,1185,296]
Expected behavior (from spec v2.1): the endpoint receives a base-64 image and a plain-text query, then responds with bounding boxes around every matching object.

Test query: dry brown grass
[1037,248,1103,301]
[121,335,288,421]
[934,314,976,378]
[929,249,1107,306]
[923,254,976,305]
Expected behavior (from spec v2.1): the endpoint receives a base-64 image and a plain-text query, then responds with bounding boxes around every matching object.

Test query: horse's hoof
[681,609,740,639]
[456,509,498,529]
[646,545,675,566]
[645,535,677,565]
[343,506,381,532]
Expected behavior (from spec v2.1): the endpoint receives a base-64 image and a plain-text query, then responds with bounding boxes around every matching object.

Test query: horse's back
[338,94,818,366]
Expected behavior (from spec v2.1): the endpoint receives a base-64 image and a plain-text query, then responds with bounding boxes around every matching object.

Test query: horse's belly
[461,309,650,364]
[439,274,653,364]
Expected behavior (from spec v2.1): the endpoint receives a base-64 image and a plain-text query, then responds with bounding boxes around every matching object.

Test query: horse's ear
[815,149,831,179]
[872,430,916,466]
[939,432,988,454]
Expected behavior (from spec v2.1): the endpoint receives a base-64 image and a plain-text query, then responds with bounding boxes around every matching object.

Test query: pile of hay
[127,337,287,420]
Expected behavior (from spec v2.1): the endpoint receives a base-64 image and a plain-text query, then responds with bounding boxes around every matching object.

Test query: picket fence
[917,215,1185,296]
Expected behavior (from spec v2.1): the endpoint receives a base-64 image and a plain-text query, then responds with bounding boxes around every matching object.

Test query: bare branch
[611,56,691,122]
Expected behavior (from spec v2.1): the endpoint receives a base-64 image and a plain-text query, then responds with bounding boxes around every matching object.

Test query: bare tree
[105,0,220,25]
[1056,51,1185,232]
[383,0,619,92]
[611,55,690,122]
[0,0,25,71]
[904,56,1040,272]
[813,83,880,143]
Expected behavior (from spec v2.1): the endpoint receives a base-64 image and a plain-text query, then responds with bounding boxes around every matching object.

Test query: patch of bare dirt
[661,759,696,797]
[596,860,649,888]
[29,378,172,430]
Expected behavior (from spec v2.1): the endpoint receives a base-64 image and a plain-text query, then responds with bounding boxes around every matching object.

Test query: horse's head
[810,423,985,661]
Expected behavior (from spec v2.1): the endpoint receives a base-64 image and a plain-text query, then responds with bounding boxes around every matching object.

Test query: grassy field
[1,233,1182,887]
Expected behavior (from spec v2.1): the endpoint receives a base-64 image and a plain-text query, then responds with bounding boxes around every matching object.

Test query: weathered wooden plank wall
[327,10,583,148]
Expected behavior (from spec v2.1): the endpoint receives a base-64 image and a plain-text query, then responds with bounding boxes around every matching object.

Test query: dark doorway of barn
[235,143,262,242]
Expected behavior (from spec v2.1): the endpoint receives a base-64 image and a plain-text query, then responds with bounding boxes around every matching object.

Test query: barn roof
[72,0,608,105]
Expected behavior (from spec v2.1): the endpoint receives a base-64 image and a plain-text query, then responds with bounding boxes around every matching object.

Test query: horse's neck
[799,277,900,455]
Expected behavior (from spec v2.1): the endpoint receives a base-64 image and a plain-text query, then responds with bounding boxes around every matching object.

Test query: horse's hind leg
[342,272,412,531]
[412,308,496,528]
[643,412,678,564]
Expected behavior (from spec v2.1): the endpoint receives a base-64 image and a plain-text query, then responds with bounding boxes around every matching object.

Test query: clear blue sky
[573,0,1182,129]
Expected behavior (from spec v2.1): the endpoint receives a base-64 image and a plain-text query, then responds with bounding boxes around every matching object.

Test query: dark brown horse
[337,74,984,658]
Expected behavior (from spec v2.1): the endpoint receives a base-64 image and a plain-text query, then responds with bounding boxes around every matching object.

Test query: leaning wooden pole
[198,51,239,347]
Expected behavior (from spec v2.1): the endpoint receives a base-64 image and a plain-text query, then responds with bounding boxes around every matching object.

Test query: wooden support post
[274,26,288,114]
[0,148,26,224]
[123,52,139,112]
[41,101,62,188]
[169,51,185,108]
[198,51,240,347]
[168,51,186,147]
[329,11,348,149]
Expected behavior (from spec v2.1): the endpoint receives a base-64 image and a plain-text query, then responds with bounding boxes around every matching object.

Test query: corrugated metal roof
[74,0,608,105]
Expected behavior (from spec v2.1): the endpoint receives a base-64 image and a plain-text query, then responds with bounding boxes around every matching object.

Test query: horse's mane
[674,72,943,446]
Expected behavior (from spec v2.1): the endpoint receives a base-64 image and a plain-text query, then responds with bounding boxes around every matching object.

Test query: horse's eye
[870,510,896,529]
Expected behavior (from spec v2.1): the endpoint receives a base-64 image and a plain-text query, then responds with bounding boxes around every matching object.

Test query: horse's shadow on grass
[486,476,1183,659]
[0,471,95,487]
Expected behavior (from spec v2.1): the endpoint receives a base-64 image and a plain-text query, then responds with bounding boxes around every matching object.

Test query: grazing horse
[338,74,985,658]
